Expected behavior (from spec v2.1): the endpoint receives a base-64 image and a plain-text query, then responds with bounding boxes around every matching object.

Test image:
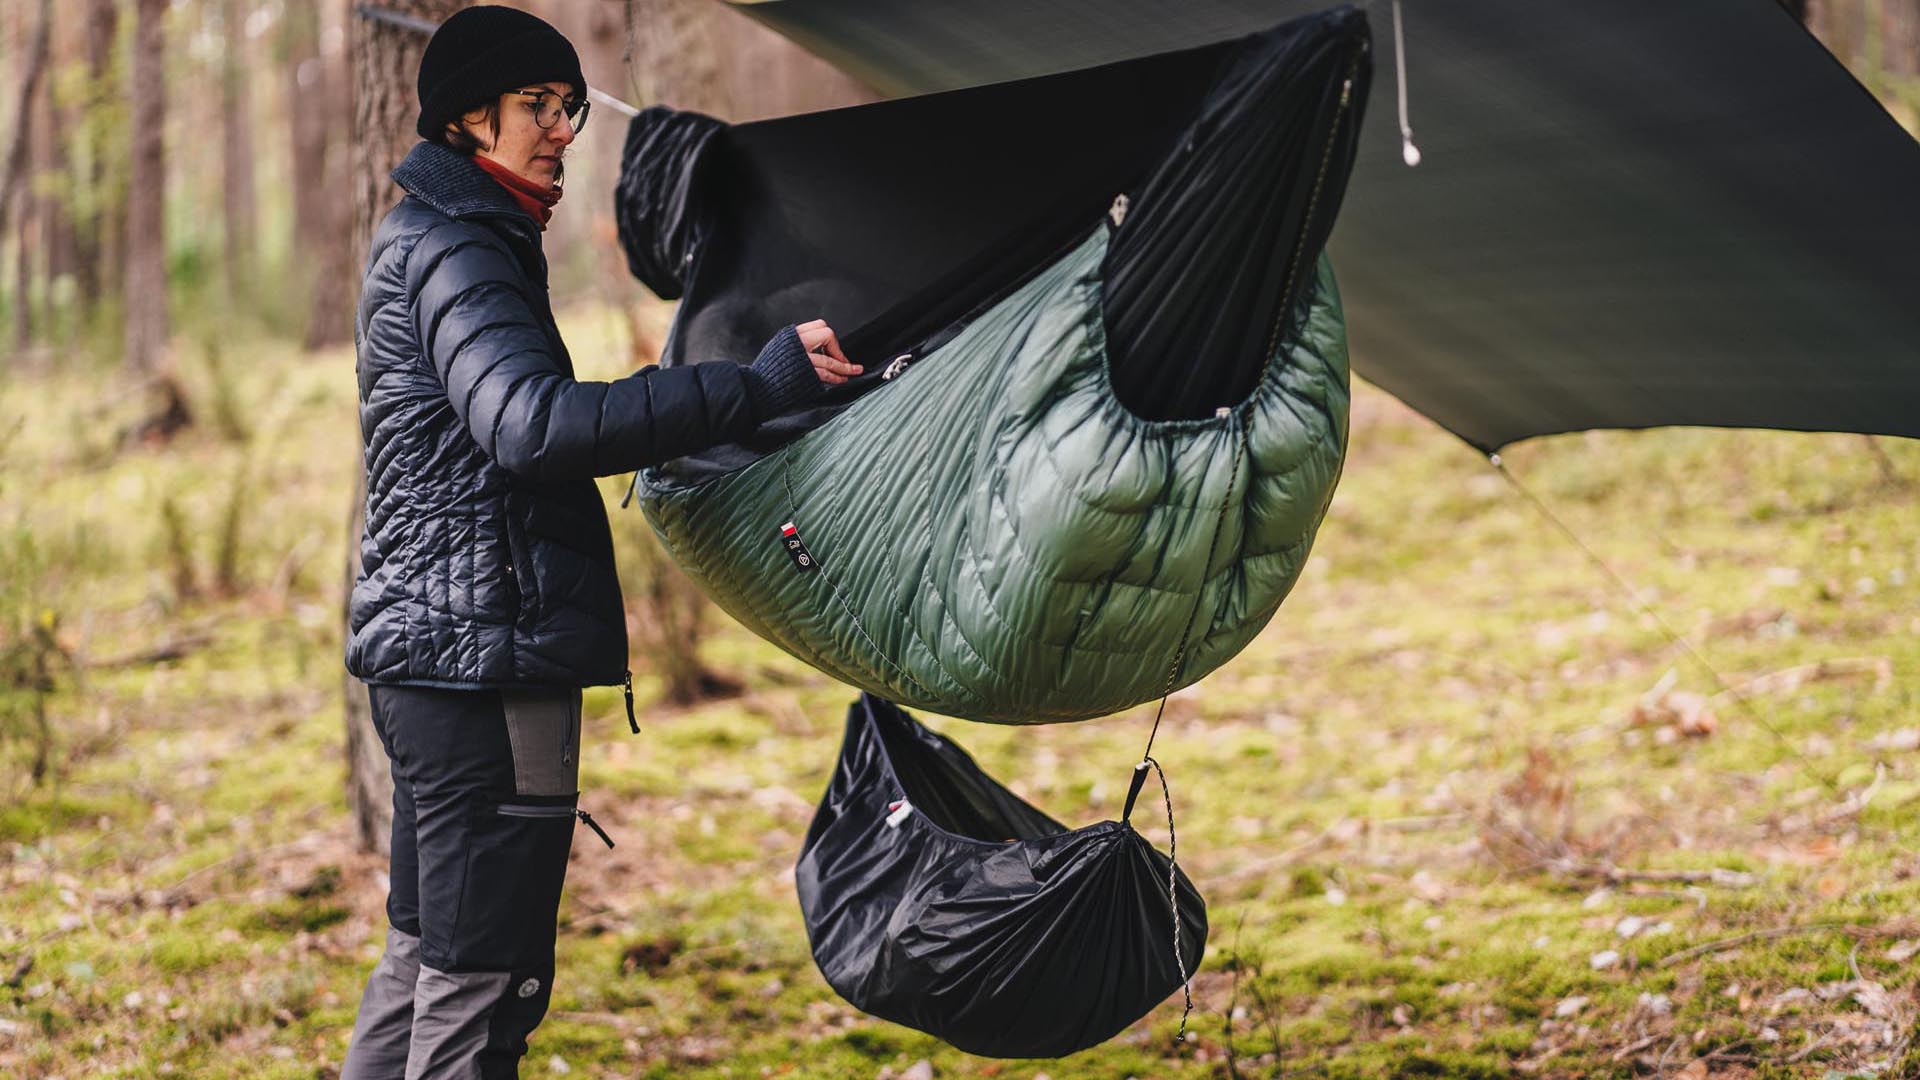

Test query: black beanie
[415,6,587,141]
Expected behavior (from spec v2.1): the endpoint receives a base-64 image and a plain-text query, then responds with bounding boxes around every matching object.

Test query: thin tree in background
[284,0,328,337]
[44,7,80,320]
[124,0,169,374]
[342,0,472,856]
[221,0,258,297]
[283,0,353,350]
[74,0,120,316]
[2,0,53,356]
[10,2,48,355]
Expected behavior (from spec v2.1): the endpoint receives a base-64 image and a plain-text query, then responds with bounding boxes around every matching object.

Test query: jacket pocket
[523,492,617,571]
[503,493,541,619]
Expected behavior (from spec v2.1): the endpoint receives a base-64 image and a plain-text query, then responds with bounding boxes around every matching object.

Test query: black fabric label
[779,521,818,573]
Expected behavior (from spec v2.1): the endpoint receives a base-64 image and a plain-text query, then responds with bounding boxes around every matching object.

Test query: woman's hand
[796,319,863,385]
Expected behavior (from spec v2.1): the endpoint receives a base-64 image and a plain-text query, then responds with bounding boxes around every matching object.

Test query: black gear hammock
[796,694,1207,1059]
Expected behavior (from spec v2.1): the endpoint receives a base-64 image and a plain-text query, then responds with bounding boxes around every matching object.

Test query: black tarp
[685,0,1920,451]
[795,693,1208,1059]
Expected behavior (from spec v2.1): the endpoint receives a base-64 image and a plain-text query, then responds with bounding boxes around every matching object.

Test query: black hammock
[614,6,1371,481]
[796,694,1208,1060]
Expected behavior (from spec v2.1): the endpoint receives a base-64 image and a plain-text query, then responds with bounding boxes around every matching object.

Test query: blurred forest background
[0,0,878,381]
[2,2,1919,1078]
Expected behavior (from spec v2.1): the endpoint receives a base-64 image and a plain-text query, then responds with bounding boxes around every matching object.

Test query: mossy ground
[4,306,1919,1079]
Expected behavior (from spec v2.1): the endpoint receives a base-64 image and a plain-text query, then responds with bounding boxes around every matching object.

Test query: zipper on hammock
[1259,44,1364,374]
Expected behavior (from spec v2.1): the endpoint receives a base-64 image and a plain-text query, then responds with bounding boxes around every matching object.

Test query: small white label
[884,799,914,829]
[517,977,541,998]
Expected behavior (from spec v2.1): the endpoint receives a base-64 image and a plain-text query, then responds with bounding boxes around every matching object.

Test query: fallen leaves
[1626,670,1718,741]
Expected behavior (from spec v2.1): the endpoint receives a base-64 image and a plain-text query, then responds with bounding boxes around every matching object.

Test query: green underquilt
[637,222,1351,724]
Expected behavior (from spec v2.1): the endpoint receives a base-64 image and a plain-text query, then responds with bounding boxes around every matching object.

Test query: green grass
[4,303,1920,1078]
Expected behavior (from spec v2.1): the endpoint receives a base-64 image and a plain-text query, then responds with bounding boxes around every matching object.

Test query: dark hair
[436,100,501,155]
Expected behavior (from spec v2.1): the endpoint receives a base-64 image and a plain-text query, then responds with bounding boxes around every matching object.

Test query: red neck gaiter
[473,155,562,230]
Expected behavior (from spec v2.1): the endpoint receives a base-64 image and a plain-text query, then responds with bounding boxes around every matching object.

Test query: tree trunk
[14,157,33,355]
[1806,0,1869,66]
[44,27,79,311]
[622,0,878,124]
[1886,0,1920,78]
[74,0,118,314]
[309,0,356,351]
[286,0,353,350]
[124,0,169,374]
[0,0,51,242]
[624,0,734,118]
[221,0,258,298]
[12,0,41,358]
[343,0,472,857]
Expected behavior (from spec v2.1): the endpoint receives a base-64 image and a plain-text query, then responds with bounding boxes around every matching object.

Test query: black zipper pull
[623,669,639,734]
[575,809,615,849]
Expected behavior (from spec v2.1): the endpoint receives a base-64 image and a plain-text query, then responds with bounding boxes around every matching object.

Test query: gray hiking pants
[341,684,612,1079]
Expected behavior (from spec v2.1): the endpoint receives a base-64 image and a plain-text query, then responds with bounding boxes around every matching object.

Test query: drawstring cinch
[1392,0,1421,166]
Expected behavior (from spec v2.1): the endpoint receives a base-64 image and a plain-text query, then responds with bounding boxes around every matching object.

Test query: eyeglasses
[508,89,589,134]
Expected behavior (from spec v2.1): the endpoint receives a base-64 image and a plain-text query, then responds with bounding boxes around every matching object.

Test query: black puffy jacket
[347,141,814,698]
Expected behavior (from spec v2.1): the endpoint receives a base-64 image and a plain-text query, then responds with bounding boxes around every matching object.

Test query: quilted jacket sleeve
[405,220,811,481]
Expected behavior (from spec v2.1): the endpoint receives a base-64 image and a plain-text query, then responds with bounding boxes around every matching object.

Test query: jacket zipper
[495,803,616,849]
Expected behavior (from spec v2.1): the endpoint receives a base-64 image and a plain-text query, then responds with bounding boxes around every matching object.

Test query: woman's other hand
[796,319,863,385]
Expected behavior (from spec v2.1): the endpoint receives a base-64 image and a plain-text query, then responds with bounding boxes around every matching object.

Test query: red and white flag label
[778,520,818,573]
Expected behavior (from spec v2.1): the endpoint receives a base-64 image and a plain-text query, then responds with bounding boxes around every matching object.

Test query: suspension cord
[1145,756,1194,1041]
[1118,417,1248,1047]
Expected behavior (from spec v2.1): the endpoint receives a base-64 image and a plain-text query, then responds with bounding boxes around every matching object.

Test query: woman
[340,8,859,1077]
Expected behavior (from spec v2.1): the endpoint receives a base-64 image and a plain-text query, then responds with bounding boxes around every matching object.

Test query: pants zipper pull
[575,809,615,849]
[623,669,639,734]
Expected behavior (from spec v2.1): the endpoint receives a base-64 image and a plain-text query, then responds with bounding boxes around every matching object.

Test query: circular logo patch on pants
[517,977,541,999]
